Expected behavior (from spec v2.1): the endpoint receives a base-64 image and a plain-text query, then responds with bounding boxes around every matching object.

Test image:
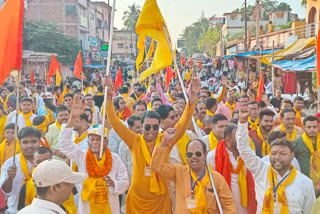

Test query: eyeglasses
[144,124,159,131]
[186,151,202,158]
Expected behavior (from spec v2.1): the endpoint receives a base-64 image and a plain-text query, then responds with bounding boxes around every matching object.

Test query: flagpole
[13,70,20,165]
[100,0,116,159]
[162,25,224,214]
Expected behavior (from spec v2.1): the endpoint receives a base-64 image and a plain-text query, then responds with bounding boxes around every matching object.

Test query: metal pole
[255,0,260,51]
[271,41,275,96]
[162,25,202,142]
[13,70,20,165]
[220,24,224,57]
[244,0,248,52]
[100,0,116,159]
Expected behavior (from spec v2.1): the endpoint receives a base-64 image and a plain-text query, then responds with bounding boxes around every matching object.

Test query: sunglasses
[186,151,202,158]
[144,124,159,131]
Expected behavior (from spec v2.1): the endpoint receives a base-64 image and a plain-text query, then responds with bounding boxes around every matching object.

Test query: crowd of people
[0,62,318,214]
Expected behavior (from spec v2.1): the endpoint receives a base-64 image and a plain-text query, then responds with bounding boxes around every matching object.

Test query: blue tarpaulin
[224,49,282,58]
[69,64,105,71]
[272,55,316,71]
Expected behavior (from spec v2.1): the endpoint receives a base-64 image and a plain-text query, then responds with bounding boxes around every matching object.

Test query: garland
[86,147,112,177]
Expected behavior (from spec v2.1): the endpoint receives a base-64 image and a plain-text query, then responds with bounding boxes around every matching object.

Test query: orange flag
[198,62,203,70]
[30,69,35,85]
[74,51,83,79]
[47,55,61,84]
[256,72,264,102]
[165,66,174,90]
[114,67,123,90]
[0,0,24,85]
[317,28,320,87]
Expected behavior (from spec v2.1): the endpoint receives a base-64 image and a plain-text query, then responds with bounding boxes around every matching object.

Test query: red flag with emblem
[114,67,123,90]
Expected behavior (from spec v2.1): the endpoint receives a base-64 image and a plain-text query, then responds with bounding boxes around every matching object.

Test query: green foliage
[180,18,209,56]
[301,0,307,6]
[23,20,80,65]
[227,30,244,42]
[198,27,220,57]
[122,3,141,31]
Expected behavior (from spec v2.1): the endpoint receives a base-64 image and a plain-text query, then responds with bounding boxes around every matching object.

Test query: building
[24,0,112,64]
[112,30,136,59]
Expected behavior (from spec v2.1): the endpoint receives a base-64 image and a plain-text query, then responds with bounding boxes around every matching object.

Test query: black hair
[80,113,89,123]
[114,97,124,105]
[137,87,145,92]
[36,186,50,197]
[258,101,267,108]
[282,99,293,107]
[97,85,103,92]
[169,88,178,94]
[224,123,237,139]
[229,118,239,124]
[211,114,228,125]
[303,116,319,126]
[5,123,17,131]
[152,97,163,105]
[258,109,275,120]
[206,98,217,110]
[53,86,60,92]
[74,89,82,94]
[267,131,287,143]
[120,87,129,94]
[7,86,14,92]
[34,146,53,156]
[64,93,73,99]
[186,139,207,153]
[71,85,78,90]
[57,105,71,115]
[83,108,93,115]
[177,93,185,100]
[20,82,25,87]
[294,96,304,103]
[156,105,174,120]
[270,138,293,152]
[36,85,42,90]
[124,83,131,88]
[133,83,141,87]
[141,111,161,124]
[248,101,258,106]
[134,100,147,110]
[32,115,47,126]
[127,115,142,127]
[0,88,7,94]
[280,107,296,118]
[20,97,33,104]
[18,127,42,140]
[232,110,239,118]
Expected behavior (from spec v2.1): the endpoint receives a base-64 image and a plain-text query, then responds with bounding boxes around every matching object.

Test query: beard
[261,125,272,132]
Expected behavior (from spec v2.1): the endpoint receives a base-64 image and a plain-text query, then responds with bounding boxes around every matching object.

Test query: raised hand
[160,128,177,147]
[7,165,17,180]
[71,95,84,118]
[239,106,250,123]
[220,76,228,87]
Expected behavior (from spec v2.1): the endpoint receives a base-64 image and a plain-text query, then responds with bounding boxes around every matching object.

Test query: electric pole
[255,0,260,51]
[244,0,248,52]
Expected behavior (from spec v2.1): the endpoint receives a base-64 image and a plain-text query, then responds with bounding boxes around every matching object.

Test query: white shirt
[91,106,102,125]
[265,81,272,95]
[18,198,66,214]
[36,93,44,110]
[6,110,16,126]
[8,113,36,129]
[108,121,128,154]
[207,149,247,214]
[60,125,129,214]
[237,81,246,89]
[236,122,316,214]
[0,153,33,213]
[118,141,132,183]
[71,125,93,152]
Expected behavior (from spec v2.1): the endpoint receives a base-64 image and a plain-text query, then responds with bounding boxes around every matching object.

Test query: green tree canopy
[122,3,141,31]
[23,20,80,65]
[198,27,220,57]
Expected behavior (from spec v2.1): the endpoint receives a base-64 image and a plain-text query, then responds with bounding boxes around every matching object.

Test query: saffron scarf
[176,134,190,164]
[280,123,296,141]
[0,114,7,141]
[20,153,34,183]
[301,132,320,187]
[262,165,296,214]
[55,120,62,131]
[91,106,95,113]
[21,111,33,127]
[54,94,63,105]
[140,135,166,195]
[226,102,236,116]
[82,148,112,214]
[0,97,8,111]
[84,88,90,95]
[0,139,20,167]
[248,117,259,130]
[40,137,50,148]
[188,165,213,214]
[74,131,88,145]
[34,115,49,133]
[196,119,203,129]
[257,127,271,157]
[121,93,129,97]
[167,93,175,103]
[206,109,215,116]
[208,131,218,151]
[96,92,103,96]
[293,107,303,127]
[215,140,257,213]
[147,102,152,110]
[117,107,131,121]
[137,93,145,101]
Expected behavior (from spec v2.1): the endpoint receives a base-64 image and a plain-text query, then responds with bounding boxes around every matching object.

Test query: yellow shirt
[0,139,21,170]
[107,98,196,214]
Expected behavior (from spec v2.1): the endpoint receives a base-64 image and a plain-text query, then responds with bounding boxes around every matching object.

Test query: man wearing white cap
[60,95,129,214]
[18,159,86,214]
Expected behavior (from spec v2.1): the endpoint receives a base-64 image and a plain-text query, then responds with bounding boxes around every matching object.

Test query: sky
[112,0,306,44]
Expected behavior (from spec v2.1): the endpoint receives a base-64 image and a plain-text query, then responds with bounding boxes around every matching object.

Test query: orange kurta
[151,146,237,214]
[106,98,196,214]
[0,140,21,170]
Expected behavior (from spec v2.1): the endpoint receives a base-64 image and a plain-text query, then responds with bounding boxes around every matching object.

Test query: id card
[186,196,197,209]
[274,202,282,214]
[144,166,152,177]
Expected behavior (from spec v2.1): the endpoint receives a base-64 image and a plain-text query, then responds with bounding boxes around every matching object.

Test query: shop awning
[272,55,316,71]
[261,37,316,65]
[224,49,282,59]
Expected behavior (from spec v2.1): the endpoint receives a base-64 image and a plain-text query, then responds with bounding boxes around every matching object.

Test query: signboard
[101,45,109,51]
[91,46,98,52]
[102,51,108,58]
[89,37,97,47]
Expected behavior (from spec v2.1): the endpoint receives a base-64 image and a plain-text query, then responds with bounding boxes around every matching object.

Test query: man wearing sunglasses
[151,128,237,213]
[105,76,200,214]
[237,106,315,214]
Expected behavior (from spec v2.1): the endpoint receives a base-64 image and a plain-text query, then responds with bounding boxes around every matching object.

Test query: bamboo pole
[271,41,275,96]
[13,70,20,164]
[100,0,116,159]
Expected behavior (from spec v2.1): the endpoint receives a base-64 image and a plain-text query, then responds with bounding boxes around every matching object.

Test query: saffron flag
[74,51,83,79]
[0,0,24,85]
[47,55,61,84]
[165,66,174,90]
[56,70,62,86]
[198,62,203,70]
[142,39,155,65]
[136,0,173,81]
[317,27,320,87]
[256,72,264,102]
[30,69,35,85]
[136,35,146,72]
[114,67,123,90]
[189,60,193,67]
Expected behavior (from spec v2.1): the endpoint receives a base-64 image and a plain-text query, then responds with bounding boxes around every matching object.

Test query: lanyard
[272,169,291,202]
[189,167,206,196]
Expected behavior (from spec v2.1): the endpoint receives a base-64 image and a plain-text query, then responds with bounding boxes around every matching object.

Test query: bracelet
[162,138,170,145]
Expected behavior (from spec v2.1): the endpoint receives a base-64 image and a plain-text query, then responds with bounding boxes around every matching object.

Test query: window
[65,5,77,15]
[276,12,284,19]
[118,43,124,49]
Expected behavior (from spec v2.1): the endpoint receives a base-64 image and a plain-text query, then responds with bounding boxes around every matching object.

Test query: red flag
[189,60,193,67]
[165,67,174,90]
[114,67,123,90]
[30,69,35,85]
[317,28,320,87]
[47,55,61,84]
[74,51,83,79]
[256,72,264,102]
[198,62,203,70]
[0,0,24,85]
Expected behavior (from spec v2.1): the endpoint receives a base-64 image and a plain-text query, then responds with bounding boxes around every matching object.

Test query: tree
[180,18,209,56]
[23,20,80,65]
[301,0,306,6]
[122,3,141,31]
[198,27,220,57]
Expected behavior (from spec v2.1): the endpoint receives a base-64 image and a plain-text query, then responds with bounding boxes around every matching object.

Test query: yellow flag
[145,39,155,61]
[136,35,146,72]
[56,70,62,86]
[136,0,173,81]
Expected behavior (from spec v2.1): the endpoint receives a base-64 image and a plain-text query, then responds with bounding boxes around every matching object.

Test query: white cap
[32,159,86,187]
[88,127,108,138]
